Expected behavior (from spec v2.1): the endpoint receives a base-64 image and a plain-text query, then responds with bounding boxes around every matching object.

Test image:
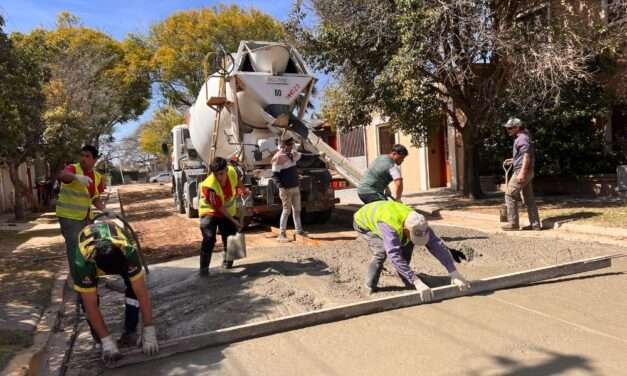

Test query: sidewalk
[334,188,627,244]
[1,189,120,376]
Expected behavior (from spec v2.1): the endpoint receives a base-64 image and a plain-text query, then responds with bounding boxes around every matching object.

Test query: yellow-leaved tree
[138,107,184,158]
[149,5,285,107]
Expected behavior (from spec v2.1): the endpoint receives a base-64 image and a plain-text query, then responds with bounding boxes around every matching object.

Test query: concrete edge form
[108,254,617,369]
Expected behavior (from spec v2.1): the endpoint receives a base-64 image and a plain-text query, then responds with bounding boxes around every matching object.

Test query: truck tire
[185,197,198,218]
[184,183,199,218]
[175,187,185,214]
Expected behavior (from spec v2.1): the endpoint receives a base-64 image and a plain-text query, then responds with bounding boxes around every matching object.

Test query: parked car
[149,172,171,183]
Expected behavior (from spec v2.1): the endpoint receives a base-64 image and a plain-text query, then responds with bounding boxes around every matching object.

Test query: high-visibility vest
[56,163,102,220]
[199,165,239,217]
[354,200,413,244]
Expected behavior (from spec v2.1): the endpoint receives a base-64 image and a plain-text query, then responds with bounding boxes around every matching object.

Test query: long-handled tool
[500,160,526,222]
[500,161,512,222]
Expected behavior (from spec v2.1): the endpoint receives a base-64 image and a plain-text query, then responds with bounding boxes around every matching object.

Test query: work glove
[449,270,471,291]
[101,335,123,365]
[450,248,467,263]
[140,325,159,356]
[413,279,433,303]
[75,174,93,186]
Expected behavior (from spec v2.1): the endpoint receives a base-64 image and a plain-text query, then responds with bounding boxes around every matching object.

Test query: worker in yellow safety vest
[198,157,249,275]
[354,200,471,301]
[56,145,108,278]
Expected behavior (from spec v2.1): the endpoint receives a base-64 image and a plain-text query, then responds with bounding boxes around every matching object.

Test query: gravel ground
[61,224,622,375]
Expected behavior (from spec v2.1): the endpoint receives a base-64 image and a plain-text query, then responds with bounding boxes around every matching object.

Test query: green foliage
[0,16,45,165]
[480,82,625,177]
[138,107,184,157]
[14,13,152,170]
[149,5,286,107]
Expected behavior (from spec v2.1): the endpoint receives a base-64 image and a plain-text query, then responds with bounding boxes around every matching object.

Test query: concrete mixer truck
[169,41,363,223]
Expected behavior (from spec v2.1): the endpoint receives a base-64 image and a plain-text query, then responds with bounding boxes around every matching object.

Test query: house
[337,1,626,195]
[336,114,464,194]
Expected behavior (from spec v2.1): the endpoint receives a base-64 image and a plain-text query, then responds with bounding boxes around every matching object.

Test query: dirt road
[55,183,627,375]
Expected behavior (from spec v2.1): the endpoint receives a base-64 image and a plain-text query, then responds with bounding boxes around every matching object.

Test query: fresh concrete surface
[106,259,627,375]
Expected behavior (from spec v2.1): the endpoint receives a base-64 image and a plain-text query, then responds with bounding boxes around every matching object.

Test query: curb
[2,273,68,376]
[437,209,627,240]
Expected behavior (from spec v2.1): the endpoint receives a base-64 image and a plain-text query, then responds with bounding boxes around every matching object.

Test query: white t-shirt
[389,165,402,180]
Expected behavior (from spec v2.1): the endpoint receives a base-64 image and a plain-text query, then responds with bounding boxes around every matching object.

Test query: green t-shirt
[72,222,143,293]
[358,155,400,194]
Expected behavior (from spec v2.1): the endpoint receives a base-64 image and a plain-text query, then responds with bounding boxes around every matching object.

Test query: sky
[0,0,328,140]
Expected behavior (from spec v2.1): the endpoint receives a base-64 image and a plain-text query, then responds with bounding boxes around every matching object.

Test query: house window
[603,0,627,24]
[339,127,365,157]
[377,125,396,155]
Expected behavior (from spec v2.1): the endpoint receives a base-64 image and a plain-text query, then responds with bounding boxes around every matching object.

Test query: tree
[138,107,184,158]
[15,12,152,172]
[289,0,626,198]
[149,5,285,107]
[0,16,46,219]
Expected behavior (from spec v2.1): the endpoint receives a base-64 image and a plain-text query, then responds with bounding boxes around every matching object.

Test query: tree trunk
[461,128,484,199]
[7,161,26,220]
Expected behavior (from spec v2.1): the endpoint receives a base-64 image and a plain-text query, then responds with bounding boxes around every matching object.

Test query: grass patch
[0,330,33,372]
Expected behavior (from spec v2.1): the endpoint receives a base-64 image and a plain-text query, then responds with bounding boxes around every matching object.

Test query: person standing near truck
[272,136,306,241]
[357,144,408,204]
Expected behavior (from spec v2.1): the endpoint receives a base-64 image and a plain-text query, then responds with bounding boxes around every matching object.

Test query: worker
[357,144,408,204]
[56,145,107,279]
[198,157,248,274]
[354,200,471,300]
[502,118,541,231]
[272,136,306,241]
[73,221,158,365]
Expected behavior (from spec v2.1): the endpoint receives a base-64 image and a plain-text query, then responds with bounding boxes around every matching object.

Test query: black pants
[358,192,387,204]
[80,275,139,341]
[199,215,238,269]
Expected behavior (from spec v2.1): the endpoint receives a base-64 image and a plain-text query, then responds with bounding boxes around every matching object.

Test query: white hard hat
[404,211,428,245]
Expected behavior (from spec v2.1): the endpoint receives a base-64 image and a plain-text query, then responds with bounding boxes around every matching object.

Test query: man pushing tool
[353,200,471,301]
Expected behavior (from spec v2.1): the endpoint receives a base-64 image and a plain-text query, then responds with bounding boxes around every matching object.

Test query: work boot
[295,230,308,237]
[200,252,210,272]
[222,260,234,269]
[364,283,378,295]
[522,225,542,231]
[501,223,520,231]
[199,268,209,277]
[277,232,289,242]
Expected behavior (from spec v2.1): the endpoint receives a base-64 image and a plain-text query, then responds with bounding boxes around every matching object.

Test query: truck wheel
[176,192,185,214]
[175,182,185,214]
[185,197,198,218]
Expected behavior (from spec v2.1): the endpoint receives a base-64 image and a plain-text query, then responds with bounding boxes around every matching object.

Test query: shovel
[225,203,247,262]
[500,160,525,222]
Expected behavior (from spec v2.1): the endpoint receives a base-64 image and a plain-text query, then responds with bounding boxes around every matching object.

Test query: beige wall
[397,133,425,193]
[363,116,428,194]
